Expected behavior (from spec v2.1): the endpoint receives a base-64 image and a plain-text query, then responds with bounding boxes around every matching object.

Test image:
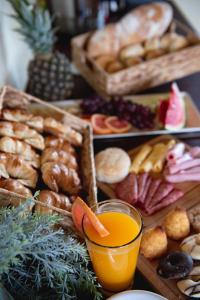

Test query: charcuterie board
[97,135,200,299]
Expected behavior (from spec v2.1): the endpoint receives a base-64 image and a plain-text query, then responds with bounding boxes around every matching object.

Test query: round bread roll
[163,207,190,240]
[95,147,131,184]
[140,226,168,259]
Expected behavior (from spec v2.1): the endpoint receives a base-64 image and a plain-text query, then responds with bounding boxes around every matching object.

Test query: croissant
[41,148,77,170]
[45,136,76,155]
[44,118,82,146]
[0,137,40,168]
[0,121,44,150]
[41,162,81,194]
[2,108,44,132]
[35,190,71,214]
[0,178,32,198]
[0,153,38,188]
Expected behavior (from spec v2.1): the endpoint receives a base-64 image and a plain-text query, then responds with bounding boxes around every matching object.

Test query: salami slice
[146,189,184,215]
[138,177,152,204]
[115,173,138,204]
[144,178,162,209]
[137,173,149,199]
[149,182,174,208]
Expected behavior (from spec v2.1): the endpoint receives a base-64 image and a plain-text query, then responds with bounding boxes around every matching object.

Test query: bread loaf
[87,2,173,58]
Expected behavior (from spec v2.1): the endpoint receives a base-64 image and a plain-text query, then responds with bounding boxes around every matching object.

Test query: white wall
[173,0,200,33]
[0,0,32,89]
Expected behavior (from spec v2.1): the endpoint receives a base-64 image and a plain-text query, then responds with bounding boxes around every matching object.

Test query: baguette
[87,2,173,58]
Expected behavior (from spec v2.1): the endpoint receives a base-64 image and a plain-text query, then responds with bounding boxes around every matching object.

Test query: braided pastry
[0,136,40,168]
[0,153,38,188]
[0,178,32,198]
[35,190,71,214]
[0,121,44,150]
[41,162,81,194]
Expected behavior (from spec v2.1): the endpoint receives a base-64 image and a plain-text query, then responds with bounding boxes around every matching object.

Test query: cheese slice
[130,144,152,174]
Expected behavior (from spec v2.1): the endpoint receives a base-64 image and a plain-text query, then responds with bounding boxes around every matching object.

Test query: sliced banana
[181,234,200,260]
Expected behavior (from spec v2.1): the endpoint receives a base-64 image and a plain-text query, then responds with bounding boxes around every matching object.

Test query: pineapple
[7,0,74,101]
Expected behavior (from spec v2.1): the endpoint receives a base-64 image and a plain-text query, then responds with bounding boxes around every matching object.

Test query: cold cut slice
[137,173,148,199]
[115,173,138,204]
[167,143,185,163]
[144,179,162,208]
[146,189,184,215]
[168,159,200,175]
[138,177,152,204]
[148,182,174,208]
[166,173,200,183]
[180,166,200,174]
[190,146,200,158]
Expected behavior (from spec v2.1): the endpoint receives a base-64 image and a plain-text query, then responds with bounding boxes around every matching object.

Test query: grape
[80,95,155,129]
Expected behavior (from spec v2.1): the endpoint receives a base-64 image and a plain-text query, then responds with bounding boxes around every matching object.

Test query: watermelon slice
[158,83,185,130]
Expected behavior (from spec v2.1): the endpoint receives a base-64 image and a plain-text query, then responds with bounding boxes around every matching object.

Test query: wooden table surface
[57,0,200,297]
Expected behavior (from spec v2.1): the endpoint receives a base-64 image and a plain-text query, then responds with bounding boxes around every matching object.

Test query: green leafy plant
[0,199,102,300]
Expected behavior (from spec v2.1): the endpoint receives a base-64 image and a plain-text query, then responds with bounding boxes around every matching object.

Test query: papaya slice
[72,197,109,237]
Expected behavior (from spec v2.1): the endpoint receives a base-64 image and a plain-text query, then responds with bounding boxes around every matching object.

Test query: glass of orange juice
[82,199,142,294]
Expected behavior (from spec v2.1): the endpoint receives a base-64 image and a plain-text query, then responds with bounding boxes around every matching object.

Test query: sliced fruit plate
[95,135,200,299]
[30,84,200,139]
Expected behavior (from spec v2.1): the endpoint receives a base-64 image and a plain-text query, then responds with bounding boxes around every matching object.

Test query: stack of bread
[85,2,192,73]
[0,107,83,214]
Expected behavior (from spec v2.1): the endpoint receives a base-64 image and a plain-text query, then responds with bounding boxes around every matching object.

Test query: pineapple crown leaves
[0,197,102,300]
[6,0,57,55]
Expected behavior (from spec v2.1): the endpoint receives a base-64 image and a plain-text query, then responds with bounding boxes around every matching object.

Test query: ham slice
[168,159,200,175]
[146,189,184,215]
[175,153,192,165]
[115,173,138,204]
[180,166,200,174]
[145,179,162,208]
[167,143,185,163]
[166,173,200,183]
[147,182,174,208]
[137,173,148,199]
[138,177,151,204]
[190,146,200,158]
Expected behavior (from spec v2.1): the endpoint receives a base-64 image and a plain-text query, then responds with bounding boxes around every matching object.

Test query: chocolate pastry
[157,251,193,279]
[177,278,200,298]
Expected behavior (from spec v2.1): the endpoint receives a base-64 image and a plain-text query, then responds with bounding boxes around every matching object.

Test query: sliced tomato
[72,197,110,237]
[105,116,132,133]
[91,114,112,134]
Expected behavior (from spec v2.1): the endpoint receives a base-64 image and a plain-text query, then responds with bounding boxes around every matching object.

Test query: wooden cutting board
[97,135,200,300]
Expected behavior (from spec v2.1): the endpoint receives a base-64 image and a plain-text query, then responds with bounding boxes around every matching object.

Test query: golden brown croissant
[2,108,44,132]
[41,148,77,170]
[0,153,38,188]
[41,162,81,194]
[44,136,76,155]
[35,190,71,214]
[44,118,82,146]
[0,121,44,150]
[0,136,40,168]
[0,178,32,197]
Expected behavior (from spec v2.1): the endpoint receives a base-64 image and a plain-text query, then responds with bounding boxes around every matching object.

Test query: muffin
[140,226,168,259]
[163,207,190,240]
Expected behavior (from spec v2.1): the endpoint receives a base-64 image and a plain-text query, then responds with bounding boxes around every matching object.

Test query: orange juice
[83,201,142,293]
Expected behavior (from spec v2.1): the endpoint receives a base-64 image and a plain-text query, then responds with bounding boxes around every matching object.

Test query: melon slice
[72,197,109,237]
[165,83,186,130]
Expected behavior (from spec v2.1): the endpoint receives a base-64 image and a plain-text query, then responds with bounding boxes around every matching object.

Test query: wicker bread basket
[72,20,200,98]
[0,86,97,216]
